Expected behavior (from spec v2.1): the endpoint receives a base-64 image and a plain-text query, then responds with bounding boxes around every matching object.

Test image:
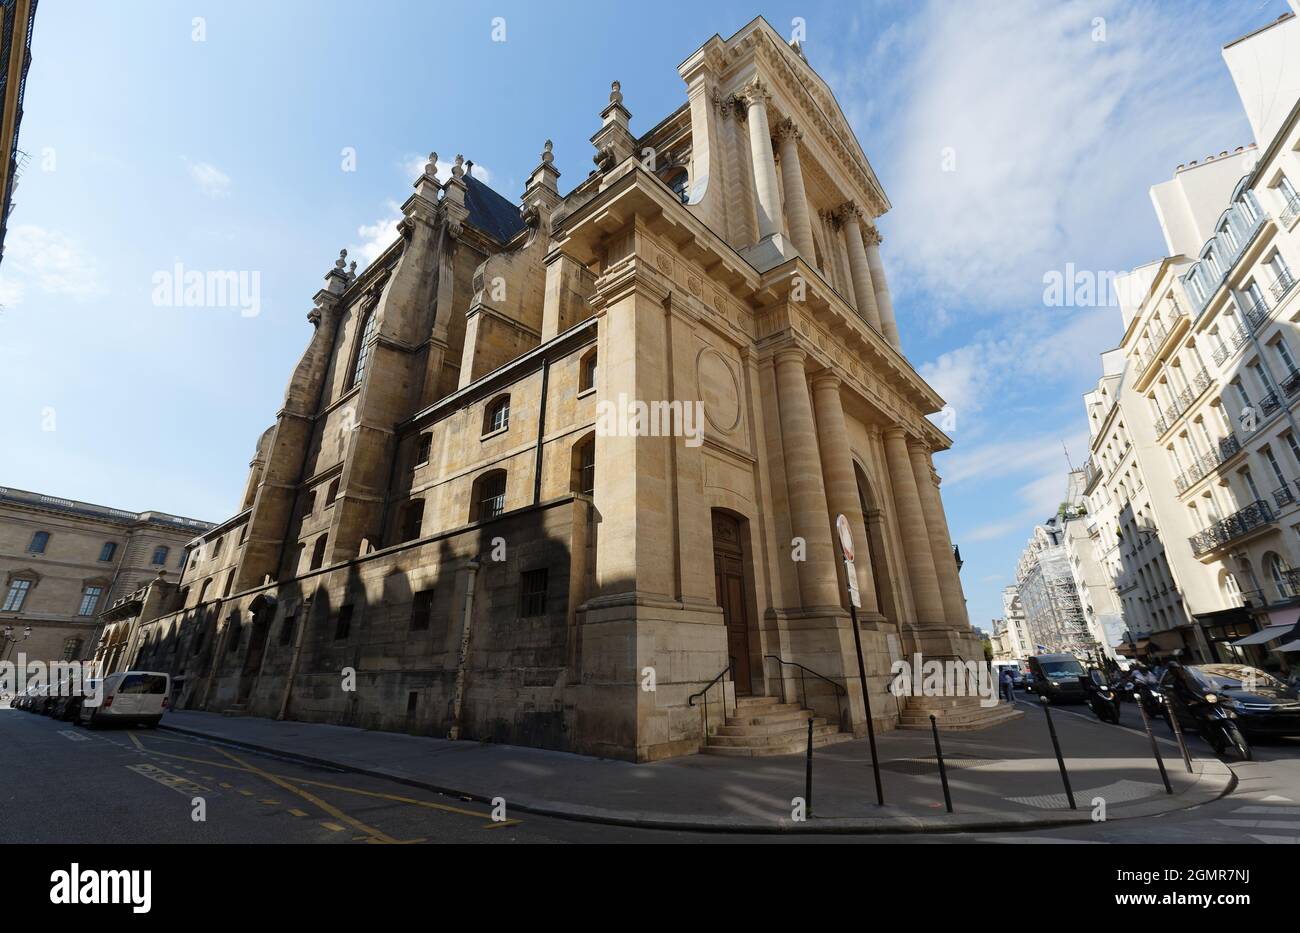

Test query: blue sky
[0,0,1287,631]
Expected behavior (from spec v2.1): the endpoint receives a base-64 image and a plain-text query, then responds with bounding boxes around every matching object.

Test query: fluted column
[742,81,782,243]
[882,428,946,626]
[838,204,882,331]
[773,348,841,610]
[862,224,900,350]
[908,442,968,629]
[810,374,882,619]
[776,118,816,263]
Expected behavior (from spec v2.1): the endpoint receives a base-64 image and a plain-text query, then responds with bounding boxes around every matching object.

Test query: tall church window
[350,307,378,388]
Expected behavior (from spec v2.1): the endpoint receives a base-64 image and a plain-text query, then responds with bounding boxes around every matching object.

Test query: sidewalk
[157,701,1234,833]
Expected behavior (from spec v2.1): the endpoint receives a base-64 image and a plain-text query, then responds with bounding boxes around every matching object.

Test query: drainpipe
[447,559,481,740]
[533,357,551,504]
[277,596,311,721]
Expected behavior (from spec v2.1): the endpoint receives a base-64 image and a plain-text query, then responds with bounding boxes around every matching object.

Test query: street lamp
[2,624,33,665]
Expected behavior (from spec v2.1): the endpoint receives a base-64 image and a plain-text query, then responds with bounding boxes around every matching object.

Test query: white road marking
[57,730,88,742]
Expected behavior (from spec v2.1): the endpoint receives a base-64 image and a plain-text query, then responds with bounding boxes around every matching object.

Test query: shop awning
[1274,639,1300,653]
[1232,624,1296,646]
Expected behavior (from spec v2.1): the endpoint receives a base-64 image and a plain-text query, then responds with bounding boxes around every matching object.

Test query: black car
[1162,663,1300,739]
[1026,653,1087,703]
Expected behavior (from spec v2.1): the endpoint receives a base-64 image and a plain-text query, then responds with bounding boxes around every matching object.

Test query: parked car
[78,671,170,728]
[1161,663,1300,756]
[992,661,1027,688]
[1025,653,1087,703]
[50,678,100,722]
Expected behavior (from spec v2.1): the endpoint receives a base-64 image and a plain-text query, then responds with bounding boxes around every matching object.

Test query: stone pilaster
[882,428,945,627]
[776,118,816,264]
[809,374,883,621]
[772,348,841,611]
[862,224,900,350]
[838,203,882,331]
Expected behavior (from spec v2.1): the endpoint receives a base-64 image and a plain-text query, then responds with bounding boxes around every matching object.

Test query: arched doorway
[712,510,754,696]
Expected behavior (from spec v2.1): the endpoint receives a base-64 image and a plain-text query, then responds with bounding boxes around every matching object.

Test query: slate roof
[464,174,526,244]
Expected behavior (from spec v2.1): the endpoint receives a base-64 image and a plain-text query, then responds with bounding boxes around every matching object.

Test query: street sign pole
[837,514,884,806]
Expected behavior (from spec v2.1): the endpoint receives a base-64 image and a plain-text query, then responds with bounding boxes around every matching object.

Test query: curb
[157,721,1238,834]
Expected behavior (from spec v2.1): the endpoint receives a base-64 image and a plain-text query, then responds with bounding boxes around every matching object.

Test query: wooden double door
[712,512,753,696]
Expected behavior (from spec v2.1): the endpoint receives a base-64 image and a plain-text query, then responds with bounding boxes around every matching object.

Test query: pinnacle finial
[451,154,465,178]
[610,80,622,105]
[424,151,439,179]
[541,140,554,164]
[335,248,348,270]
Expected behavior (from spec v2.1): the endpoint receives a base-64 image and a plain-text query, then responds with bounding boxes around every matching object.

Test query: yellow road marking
[127,731,145,750]
[260,799,280,805]
[216,748,398,844]
[238,789,253,796]
[220,782,233,788]
[482,820,521,829]
[321,822,345,832]
[285,776,498,821]
[289,808,308,817]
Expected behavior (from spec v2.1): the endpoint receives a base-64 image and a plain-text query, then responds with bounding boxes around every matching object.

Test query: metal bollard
[1039,696,1077,810]
[929,714,953,813]
[804,715,814,818]
[1134,695,1174,794]
[1163,692,1194,774]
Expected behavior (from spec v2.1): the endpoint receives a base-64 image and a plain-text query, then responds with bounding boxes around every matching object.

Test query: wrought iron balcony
[1283,195,1300,229]
[1213,321,1251,365]
[1275,483,1297,509]
[1189,499,1275,557]
[1155,366,1212,437]
[1244,294,1271,331]
[1282,369,1300,398]
[1271,271,1296,303]
[1261,391,1281,416]
[1173,433,1242,493]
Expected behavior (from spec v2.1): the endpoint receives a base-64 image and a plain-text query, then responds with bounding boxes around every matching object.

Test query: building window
[571,432,595,496]
[416,433,433,465]
[472,470,507,522]
[3,579,33,612]
[662,168,689,203]
[98,542,117,562]
[62,637,84,661]
[303,491,317,517]
[152,545,170,566]
[279,614,296,646]
[78,586,103,617]
[212,537,223,558]
[310,535,328,571]
[350,308,378,388]
[411,590,434,631]
[334,605,353,640]
[1268,554,1291,599]
[579,349,597,394]
[399,499,425,544]
[325,479,340,507]
[519,568,549,617]
[27,531,49,554]
[484,395,510,435]
[222,570,236,597]
[198,579,212,604]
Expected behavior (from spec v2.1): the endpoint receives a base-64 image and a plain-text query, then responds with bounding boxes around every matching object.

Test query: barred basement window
[334,605,353,640]
[519,568,549,617]
[410,589,434,631]
[472,470,507,521]
[416,432,433,465]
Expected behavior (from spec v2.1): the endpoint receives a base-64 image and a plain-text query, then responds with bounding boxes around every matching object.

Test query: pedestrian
[1000,667,1016,703]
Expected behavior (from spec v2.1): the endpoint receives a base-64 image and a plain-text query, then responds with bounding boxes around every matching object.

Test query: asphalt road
[2,699,1298,844]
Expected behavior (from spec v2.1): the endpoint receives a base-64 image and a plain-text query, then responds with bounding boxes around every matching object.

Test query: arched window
[98,542,117,562]
[310,535,328,571]
[399,498,425,543]
[579,349,597,394]
[350,307,378,388]
[571,432,595,496]
[151,545,170,566]
[484,395,510,434]
[1267,553,1290,599]
[28,531,49,554]
[325,479,340,507]
[471,470,507,521]
[198,579,212,604]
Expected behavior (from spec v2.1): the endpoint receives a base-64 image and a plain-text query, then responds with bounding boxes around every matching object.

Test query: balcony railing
[1282,195,1300,229]
[1173,433,1242,493]
[1189,499,1275,557]
[1155,366,1212,437]
[1243,294,1271,331]
[1213,321,1251,365]
[1275,483,1297,509]
[1261,390,1281,416]
[1282,368,1300,398]
[1271,271,1296,303]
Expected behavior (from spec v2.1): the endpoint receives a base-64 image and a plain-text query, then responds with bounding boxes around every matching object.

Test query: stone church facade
[125,17,1011,761]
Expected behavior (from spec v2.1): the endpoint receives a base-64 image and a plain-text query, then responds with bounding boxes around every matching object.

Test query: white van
[78,671,170,728]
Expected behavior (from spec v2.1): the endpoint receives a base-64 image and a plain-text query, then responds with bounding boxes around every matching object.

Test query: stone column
[773,348,841,610]
[908,442,968,629]
[742,81,782,243]
[882,428,945,627]
[839,204,882,331]
[862,225,900,350]
[776,118,816,263]
[810,374,883,620]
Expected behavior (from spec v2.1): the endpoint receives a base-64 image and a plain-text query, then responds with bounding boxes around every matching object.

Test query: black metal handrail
[688,658,734,739]
[764,655,848,732]
[1271,271,1296,303]
[1189,499,1275,556]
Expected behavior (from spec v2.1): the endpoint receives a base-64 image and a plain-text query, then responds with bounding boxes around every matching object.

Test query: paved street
[4,697,1298,844]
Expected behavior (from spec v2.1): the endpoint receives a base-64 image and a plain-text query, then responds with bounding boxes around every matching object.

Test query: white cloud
[187,160,232,198]
[0,225,107,304]
[351,201,404,267]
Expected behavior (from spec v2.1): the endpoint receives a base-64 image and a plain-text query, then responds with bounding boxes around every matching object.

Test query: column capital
[834,201,865,225]
[862,222,883,248]
[773,346,808,368]
[809,372,842,393]
[739,77,772,107]
[775,116,803,142]
[882,426,908,442]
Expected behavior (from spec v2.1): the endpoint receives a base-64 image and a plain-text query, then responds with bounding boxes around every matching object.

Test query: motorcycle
[1080,671,1121,724]
[1160,663,1254,762]
[1121,677,1168,724]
